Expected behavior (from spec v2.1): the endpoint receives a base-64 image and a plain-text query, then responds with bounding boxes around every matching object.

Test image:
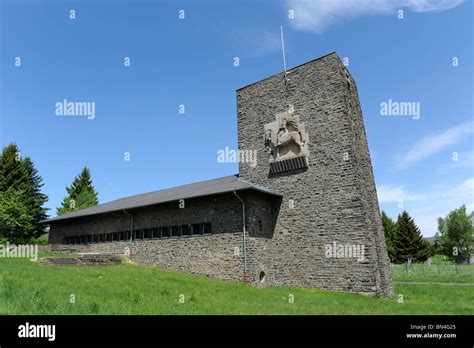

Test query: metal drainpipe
[233,190,249,283]
[123,209,134,261]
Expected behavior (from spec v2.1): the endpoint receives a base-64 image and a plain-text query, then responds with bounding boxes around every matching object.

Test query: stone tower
[237,52,394,296]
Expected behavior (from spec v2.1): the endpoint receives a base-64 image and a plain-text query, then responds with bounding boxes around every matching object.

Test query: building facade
[45,52,394,296]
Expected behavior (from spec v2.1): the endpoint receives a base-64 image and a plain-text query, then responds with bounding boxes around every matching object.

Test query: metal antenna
[280,26,289,84]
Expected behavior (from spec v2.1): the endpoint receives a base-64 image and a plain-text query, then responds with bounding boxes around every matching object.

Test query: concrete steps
[39,253,124,266]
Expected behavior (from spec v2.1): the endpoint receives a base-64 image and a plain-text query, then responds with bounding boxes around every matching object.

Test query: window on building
[106,233,113,242]
[99,234,105,243]
[93,235,99,243]
[180,225,190,236]
[63,237,68,244]
[161,227,170,238]
[152,228,160,239]
[79,235,85,244]
[118,231,125,241]
[192,224,202,236]
[258,220,263,233]
[134,230,143,240]
[143,229,152,239]
[171,226,180,237]
[203,223,212,234]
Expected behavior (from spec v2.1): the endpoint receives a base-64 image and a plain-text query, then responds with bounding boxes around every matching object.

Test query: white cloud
[377,185,427,203]
[378,177,474,236]
[243,30,282,58]
[394,121,473,170]
[454,177,474,193]
[287,0,465,33]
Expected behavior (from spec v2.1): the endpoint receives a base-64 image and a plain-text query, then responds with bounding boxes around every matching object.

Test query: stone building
[44,52,394,296]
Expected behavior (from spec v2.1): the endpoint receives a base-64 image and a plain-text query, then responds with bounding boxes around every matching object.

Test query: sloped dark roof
[44,175,282,223]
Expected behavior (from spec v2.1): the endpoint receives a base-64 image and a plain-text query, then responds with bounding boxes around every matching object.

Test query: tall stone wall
[237,52,393,296]
[44,234,247,282]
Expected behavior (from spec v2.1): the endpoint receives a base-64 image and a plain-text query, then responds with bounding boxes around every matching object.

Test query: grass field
[0,253,473,315]
[391,255,474,284]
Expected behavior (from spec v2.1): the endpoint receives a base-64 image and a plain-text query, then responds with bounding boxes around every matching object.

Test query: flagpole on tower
[280,25,289,84]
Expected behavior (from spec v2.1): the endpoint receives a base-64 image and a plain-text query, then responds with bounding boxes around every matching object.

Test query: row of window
[63,222,212,245]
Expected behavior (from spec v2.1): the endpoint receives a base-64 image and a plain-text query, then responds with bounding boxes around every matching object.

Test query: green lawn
[0,253,473,315]
[391,258,474,284]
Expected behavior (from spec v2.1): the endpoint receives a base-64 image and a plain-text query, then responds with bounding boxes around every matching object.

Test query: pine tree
[0,188,34,240]
[381,211,397,262]
[393,211,430,263]
[57,167,99,216]
[0,143,49,240]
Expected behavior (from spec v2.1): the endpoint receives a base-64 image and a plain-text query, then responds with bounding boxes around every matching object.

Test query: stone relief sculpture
[264,111,309,163]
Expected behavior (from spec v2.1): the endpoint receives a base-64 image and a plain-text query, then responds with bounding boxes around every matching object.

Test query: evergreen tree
[0,188,34,240]
[393,211,430,263]
[57,167,98,216]
[381,211,397,262]
[0,143,48,240]
[437,205,473,263]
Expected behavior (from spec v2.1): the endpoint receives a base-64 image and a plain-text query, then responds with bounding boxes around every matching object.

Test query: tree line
[0,143,98,243]
[382,206,473,264]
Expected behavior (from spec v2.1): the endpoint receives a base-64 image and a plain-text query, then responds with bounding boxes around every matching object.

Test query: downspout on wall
[123,209,134,261]
[233,190,249,283]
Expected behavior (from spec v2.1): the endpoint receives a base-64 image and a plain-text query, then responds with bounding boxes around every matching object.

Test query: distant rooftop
[44,175,282,223]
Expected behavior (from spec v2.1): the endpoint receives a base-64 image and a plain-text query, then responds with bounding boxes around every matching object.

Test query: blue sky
[1,0,472,236]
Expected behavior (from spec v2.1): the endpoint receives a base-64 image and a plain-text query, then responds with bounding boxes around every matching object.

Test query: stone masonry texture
[237,52,393,296]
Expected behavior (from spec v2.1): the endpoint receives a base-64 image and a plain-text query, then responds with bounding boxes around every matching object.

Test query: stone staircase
[39,253,124,266]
